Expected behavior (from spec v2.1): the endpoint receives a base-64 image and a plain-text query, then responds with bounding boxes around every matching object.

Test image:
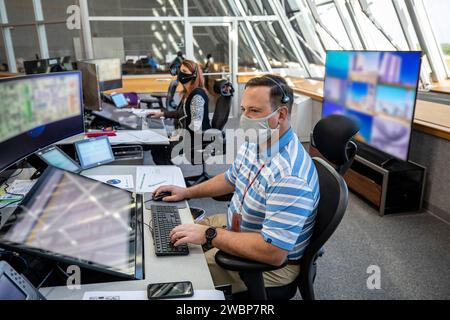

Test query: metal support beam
[404,0,446,82]
[344,0,369,50]
[79,0,93,59]
[0,0,17,72]
[333,0,360,49]
[33,0,49,59]
[392,0,431,88]
[358,0,401,50]
[229,0,272,72]
[270,0,312,76]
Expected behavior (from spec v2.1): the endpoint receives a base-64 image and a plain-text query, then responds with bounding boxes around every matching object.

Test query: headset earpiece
[263,76,290,105]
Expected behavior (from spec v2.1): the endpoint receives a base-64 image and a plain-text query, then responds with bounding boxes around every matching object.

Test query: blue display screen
[39,148,80,172]
[0,275,27,300]
[76,137,114,169]
[322,51,421,161]
[112,93,129,108]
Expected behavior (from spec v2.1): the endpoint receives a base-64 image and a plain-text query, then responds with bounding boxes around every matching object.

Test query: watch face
[206,227,217,238]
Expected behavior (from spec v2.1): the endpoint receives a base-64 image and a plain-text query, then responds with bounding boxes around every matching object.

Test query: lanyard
[238,162,267,215]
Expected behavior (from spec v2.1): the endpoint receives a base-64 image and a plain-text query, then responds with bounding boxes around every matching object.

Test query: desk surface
[34,165,217,299]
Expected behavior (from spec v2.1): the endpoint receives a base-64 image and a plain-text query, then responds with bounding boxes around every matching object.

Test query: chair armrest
[215,250,287,272]
[212,193,233,202]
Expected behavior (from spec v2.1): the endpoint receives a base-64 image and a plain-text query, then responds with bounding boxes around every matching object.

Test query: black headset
[262,76,291,104]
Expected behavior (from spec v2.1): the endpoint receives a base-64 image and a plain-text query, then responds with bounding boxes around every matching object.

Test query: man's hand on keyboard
[154,185,188,202]
[169,224,209,246]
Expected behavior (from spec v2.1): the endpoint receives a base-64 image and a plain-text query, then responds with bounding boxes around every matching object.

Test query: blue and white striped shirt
[224,127,320,261]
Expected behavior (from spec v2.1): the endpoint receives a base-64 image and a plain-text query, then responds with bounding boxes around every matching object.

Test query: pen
[148,180,166,187]
[140,173,146,190]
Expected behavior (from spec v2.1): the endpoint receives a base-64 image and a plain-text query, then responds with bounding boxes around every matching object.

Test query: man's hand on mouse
[154,185,188,202]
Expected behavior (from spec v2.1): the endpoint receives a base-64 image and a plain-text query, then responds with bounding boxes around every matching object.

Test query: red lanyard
[238,162,266,214]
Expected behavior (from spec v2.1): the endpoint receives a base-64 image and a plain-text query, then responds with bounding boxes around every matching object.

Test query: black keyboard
[151,205,189,256]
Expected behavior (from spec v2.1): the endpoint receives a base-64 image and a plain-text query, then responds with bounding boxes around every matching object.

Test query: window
[88,0,183,17]
[41,0,81,61]
[241,0,274,16]
[238,24,263,72]
[316,2,353,50]
[42,0,79,21]
[188,0,235,16]
[252,21,299,69]
[4,0,35,24]
[46,24,81,60]
[90,21,185,74]
[424,0,450,75]
[11,26,40,70]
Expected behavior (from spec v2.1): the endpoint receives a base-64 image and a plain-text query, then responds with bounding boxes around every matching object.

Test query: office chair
[215,157,349,300]
[141,79,178,110]
[311,114,359,176]
[184,80,234,186]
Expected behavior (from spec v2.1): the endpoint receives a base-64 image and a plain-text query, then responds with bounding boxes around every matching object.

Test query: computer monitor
[0,72,84,173]
[24,58,61,75]
[322,51,421,161]
[82,58,122,91]
[77,61,102,111]
[0,166,144,281]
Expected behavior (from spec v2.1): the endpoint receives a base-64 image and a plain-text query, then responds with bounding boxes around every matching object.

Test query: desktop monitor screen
[322,51,421,161]
[83,58,122,91]
[0,167,144,280]
[0,72,84,173]
[77,61,102,111]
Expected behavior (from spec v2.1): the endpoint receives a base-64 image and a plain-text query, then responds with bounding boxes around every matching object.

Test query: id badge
[231,212,242,232]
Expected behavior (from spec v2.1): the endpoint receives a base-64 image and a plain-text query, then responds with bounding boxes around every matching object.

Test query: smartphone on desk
[147,281,194,300]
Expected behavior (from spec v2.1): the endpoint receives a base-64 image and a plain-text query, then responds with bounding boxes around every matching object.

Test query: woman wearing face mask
[149,59,210,134]
[148,60,211,166]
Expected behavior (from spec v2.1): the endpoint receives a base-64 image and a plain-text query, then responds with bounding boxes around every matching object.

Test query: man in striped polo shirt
[155,75,320,294]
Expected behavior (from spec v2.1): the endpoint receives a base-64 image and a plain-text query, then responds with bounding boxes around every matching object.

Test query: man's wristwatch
[205,227,217,247]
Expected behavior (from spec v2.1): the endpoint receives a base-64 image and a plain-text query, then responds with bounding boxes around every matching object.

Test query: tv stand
[310,146,426,216]
[380,157,396,169]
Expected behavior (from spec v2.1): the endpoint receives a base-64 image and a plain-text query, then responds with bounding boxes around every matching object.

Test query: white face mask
[240,108,280,144]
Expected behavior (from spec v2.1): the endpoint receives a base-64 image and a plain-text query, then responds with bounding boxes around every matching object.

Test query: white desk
[59,128,169,146]
[1,165,218,300]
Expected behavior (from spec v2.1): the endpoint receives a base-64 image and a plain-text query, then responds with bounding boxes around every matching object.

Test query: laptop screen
[112,93,129,109]
[0,167,142,279]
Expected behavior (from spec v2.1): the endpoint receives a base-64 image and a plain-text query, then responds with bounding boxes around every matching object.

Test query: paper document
[0,180,37,207]
[84,175,134,190]
[136,166,185,193]
[108,130,168,144]
[83,290,224,300]
[120,108,153,117]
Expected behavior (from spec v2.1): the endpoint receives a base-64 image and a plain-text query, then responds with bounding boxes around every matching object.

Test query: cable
[0,250,30,274]
[143,222,153,234]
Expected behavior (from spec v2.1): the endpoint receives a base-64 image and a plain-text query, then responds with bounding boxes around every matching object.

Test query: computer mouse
[152,191,172,201]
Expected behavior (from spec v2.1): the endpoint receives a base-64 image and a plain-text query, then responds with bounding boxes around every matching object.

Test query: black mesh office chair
[141,79,179,111]
[213,115,359,300]
[312,114,359,176]
[184,80,234,186]
[215,158,348,300]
